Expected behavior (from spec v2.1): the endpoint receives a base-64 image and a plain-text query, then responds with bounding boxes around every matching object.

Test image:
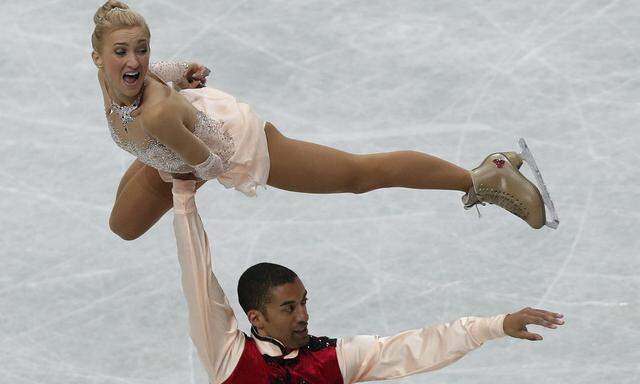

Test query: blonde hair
[91,0,150,53]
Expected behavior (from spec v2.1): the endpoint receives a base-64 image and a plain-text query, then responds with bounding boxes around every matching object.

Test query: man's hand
[176,63,210,89]
[503,307,564,341]
[172,172,201,181]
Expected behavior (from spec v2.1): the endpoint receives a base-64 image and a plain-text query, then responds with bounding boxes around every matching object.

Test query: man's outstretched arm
[338,308,564,383]
[172,179,245,383]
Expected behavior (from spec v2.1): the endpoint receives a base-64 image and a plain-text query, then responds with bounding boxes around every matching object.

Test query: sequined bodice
[107,109,234,173]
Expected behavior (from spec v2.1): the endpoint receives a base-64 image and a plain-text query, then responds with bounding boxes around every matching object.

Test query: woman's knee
[108,169,172,241]
[347,155,382,194]
[345,155,375,195]
[108,171,207,241]
[109,210,144,241]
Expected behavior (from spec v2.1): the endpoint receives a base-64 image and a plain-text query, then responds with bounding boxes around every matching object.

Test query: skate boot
[462,138,559,229]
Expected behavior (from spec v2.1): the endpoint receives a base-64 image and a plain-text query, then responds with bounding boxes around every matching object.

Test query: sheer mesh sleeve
[149,61,189,84]
[193,152,225,180]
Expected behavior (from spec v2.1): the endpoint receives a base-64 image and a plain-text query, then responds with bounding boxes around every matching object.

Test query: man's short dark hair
[237,262,298,314]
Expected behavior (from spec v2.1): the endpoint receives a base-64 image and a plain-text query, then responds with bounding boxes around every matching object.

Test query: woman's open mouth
[122,71,141,87]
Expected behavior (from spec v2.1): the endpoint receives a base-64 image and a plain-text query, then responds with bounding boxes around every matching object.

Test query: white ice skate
[462,138,559,229]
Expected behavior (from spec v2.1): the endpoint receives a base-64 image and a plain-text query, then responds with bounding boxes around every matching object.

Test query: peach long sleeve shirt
[171,179,506,384]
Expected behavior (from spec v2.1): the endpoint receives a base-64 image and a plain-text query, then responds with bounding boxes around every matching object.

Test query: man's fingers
[172,172,200,180]
[526,309,565,327]
[518,331,543,341]
[514,324,542,341]
[526,315,559,329]
[542,313,565,326]
[528,308,564,319]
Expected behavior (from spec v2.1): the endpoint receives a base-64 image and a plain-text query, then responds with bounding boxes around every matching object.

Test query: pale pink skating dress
[107,62,270,197]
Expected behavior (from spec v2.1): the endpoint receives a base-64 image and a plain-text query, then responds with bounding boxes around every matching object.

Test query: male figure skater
[171,179,564,383]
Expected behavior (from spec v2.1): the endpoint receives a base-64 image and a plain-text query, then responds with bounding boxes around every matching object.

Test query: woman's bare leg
[109,122,470,240]
[264,122,472,194]
[109,161,206,240]
[115,159,146,199]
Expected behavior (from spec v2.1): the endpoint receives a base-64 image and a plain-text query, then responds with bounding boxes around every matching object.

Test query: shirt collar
[251,326,299,359]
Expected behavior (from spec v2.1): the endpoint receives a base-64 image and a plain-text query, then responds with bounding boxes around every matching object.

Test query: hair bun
[91,0,149,53]
[94,0,130,25]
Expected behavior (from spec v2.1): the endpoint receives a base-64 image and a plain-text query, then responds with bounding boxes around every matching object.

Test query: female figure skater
[91,1,558,241]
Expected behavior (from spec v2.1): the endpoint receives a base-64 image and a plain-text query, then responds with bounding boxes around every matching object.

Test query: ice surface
[1,0,639,383]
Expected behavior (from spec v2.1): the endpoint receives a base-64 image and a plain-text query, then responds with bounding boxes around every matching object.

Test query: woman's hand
[176,63,211,89]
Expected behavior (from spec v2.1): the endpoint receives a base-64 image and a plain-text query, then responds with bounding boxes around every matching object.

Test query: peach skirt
[179,87,270,197]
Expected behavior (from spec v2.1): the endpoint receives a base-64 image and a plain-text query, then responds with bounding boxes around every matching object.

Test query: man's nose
[296,306,309,323]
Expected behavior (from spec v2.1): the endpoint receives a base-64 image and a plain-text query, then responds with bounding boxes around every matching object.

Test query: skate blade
[518,138,560,229]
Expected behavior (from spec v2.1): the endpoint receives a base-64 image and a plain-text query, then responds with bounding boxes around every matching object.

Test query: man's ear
[248,309,266,329]
[92,50,103,69]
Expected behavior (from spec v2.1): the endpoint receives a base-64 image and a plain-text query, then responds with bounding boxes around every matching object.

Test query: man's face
[260,278,310,349]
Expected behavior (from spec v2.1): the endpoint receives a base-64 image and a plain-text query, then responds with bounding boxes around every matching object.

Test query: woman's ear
[92,50,103,69]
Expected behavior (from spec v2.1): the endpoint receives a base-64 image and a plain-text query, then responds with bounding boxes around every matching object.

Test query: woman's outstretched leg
[265,122,553,229]
[264,122,472,194]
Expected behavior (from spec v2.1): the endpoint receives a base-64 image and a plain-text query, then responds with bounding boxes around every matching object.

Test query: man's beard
[289,332,310,349]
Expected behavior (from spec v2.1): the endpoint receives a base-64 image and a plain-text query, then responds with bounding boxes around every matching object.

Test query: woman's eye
[138,49,148,54]
[115,50,126,56]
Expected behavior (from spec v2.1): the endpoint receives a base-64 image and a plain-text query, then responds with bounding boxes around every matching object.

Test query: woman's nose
[126,54,141,68]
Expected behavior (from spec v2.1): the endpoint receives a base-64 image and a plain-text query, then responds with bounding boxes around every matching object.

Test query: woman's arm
[142,104,225,179]
[149,61,209,89]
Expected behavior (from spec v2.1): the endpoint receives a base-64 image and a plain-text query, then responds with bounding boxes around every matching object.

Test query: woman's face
[94,26,150,103]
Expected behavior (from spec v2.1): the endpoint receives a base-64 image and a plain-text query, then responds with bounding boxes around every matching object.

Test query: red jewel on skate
[493,159,505,168]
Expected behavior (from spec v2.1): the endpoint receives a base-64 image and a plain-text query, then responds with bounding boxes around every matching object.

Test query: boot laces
[477,187,527,219]
[474,202,485,218]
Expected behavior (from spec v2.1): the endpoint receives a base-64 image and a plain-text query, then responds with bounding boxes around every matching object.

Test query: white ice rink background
[1,0,639,383]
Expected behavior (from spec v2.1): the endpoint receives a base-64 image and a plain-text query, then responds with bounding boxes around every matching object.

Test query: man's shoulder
[302,335,338,352]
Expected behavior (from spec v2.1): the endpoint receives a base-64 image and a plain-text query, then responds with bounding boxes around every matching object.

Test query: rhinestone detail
[110,92,142,132]
[149,61,189,84]
[107,110,234,174]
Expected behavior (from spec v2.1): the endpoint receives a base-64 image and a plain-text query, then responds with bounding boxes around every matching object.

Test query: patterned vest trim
[222,334,343,384]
